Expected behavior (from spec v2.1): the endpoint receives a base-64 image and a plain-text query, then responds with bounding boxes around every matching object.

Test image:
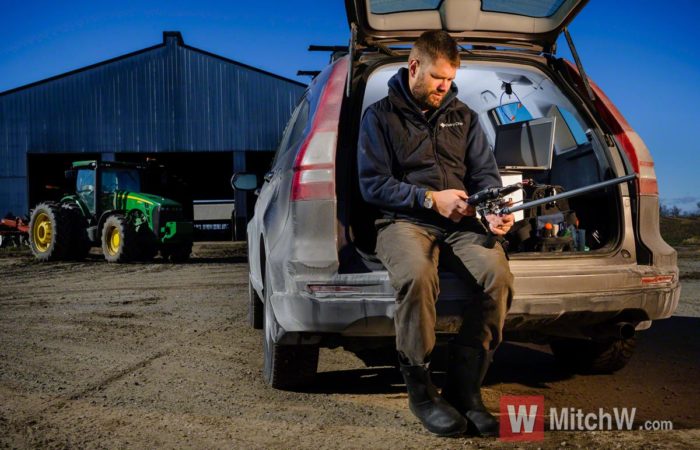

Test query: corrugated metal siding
[0,37,305,157]
[0,34,306,214]
[0,178,26,217]
[173,45,304,152]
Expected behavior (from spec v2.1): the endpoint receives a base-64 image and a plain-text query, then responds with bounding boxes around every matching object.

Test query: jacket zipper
[430,125,448,190]
[415,93,455,192]
[424,109,449,191]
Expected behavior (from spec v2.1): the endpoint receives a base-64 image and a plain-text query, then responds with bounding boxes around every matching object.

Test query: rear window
[370,0,441,14]
[370,0,567,18]
[558,107,588,145]
[101,168,141,193]
[482,0,566,18]
[272,95,310,170]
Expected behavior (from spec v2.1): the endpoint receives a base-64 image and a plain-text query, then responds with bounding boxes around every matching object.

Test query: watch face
[424,194,433,209]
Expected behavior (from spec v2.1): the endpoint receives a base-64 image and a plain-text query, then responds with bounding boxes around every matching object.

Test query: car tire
[262,267,319,390]
[550,336,636,374]
[248,278,263,329]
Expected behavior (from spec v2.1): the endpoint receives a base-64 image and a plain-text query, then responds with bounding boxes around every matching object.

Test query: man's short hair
[409,30,460,67]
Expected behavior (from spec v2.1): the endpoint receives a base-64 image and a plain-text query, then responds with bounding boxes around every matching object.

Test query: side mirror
[231,173,258,191]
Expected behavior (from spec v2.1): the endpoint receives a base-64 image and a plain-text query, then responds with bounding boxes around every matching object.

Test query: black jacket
[358,68,502,227]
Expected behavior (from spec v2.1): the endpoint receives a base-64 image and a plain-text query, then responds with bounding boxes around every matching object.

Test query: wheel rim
[107,227,121,255]
[32,212,52,252]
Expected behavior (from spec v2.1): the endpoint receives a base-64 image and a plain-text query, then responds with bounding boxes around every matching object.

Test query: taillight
[290,57,348,201]
[564,61,658,196]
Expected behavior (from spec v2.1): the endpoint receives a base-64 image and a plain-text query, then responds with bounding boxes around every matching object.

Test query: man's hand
[485,213,515,236]
[431,189,476,222]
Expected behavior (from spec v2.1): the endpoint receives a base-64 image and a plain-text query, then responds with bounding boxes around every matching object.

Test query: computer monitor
[546,105,578,154]
[494,117,556,171]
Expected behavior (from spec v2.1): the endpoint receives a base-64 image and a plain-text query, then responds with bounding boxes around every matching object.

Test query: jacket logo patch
[439,121,463,128]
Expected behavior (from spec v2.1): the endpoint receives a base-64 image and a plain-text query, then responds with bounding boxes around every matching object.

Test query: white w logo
[507,404,538,433]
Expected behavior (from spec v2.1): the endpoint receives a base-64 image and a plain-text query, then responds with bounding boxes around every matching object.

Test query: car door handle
[264,171,275,183]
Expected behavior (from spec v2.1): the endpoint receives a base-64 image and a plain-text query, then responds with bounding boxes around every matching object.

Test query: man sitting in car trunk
[358,30,515,437]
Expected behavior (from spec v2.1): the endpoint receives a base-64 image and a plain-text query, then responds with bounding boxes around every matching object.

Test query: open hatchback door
[241,0,679,391]
[346,0,588,52]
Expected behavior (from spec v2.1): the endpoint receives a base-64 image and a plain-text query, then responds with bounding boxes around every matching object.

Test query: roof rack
[308,45,348,63]
[296,44,350,80]
[297,70,321,78]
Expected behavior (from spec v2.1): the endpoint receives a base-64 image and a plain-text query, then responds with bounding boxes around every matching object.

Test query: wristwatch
[423,191,434,209]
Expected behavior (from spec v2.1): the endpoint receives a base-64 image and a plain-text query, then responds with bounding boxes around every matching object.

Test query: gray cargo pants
[376,219,514,365]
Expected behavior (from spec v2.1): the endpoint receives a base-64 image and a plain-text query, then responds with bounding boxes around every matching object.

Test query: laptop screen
[494,117,556,171]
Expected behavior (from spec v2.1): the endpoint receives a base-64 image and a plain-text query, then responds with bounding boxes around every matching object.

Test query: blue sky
[1,1,698,210]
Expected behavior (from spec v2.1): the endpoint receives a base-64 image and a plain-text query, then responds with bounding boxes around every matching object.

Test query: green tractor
[29,160,193,263]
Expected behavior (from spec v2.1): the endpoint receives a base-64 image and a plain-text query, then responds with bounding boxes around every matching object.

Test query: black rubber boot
[399,360,468,437]
[441,343,499,437]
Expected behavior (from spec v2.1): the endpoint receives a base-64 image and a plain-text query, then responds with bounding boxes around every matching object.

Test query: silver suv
[233,0,680,389]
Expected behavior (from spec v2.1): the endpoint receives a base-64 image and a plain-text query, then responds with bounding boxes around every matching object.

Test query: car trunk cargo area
[337,56,628,273]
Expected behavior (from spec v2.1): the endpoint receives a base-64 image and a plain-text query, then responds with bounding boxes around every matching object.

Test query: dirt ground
[1,243,699,449]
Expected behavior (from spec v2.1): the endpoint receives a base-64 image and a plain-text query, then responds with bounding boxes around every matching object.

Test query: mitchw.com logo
[499,396,673,441]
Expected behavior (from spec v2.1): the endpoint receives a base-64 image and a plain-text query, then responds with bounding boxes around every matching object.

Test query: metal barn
[0,31,306,238]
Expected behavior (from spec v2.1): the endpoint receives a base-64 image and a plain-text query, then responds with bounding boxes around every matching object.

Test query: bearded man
[357,30,515,437]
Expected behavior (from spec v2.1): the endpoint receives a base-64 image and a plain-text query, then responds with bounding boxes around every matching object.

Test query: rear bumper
[270,283,681,340]
[269,269,680,342]
[507,284,680,318]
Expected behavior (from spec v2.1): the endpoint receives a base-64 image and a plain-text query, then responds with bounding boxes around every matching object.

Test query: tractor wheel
[101,215,139,263]
[62,203,91,260]
[28,202,71,261]
[550,337,637,374]
[139,238,158,261]
[171,243,192,262]
[159,246,171,261]
[161,243,192,263]
[135,226,158,262]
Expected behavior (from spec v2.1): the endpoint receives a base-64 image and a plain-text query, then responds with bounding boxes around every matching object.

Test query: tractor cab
[66,160,144,217]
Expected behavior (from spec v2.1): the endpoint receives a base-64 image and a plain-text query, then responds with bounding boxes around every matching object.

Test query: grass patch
[681,272,700,280]
[660,216,700,247]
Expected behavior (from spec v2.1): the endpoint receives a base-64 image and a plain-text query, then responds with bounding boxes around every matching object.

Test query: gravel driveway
[1,243,698,449]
